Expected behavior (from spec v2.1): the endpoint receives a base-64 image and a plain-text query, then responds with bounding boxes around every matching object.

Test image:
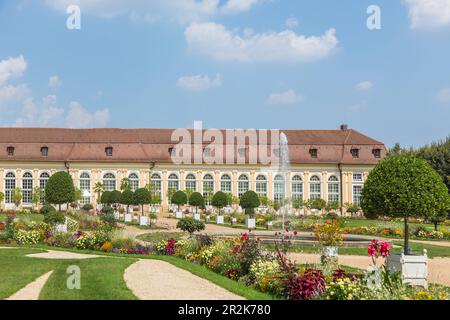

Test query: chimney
[340,124,348,131]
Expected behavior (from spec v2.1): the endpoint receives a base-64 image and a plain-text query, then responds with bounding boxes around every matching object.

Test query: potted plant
[265,213,274,230]
[149,213,158,226]
[189,192,204,221]
[212,191,227,225]
[171,190,187,219]
[240,191,260,229]
[314,220,344,268]
[362,155,450,286]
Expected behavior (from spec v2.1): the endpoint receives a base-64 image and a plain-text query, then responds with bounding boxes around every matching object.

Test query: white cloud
[48,75,61,88]
[403,0,450,29]
[185,22,338,63]
[0,84,29,105]
[285,17,299,29]
[45,0,261,23]
[176,74,222,92]
[435,88,450,102]
[12,95,110,128]
[355,81,373,90]
[267,89,303,106]
[0,55,27,86]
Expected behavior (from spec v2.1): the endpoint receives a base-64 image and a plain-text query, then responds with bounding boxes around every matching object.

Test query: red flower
[293,231,298,236]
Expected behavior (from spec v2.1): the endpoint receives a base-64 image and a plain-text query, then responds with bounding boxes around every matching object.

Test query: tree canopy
[45,171,75,209]
[171,190,187,209]
[189,192,204,212]
[240,191,260,216]
[211,191,228,212]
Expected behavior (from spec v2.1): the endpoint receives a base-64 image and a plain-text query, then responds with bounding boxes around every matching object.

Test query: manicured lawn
[136,232,184,243]
[392,241,450,258]
[0,245,272,300]
[0,213,44,223]
[0,247,137,300]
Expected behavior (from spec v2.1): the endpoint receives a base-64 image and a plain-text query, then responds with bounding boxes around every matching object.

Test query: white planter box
[216,215,224,224]
[119,213,124,221]
[194,213,201,221]
[139,216,148,226]
[205,216,210,221]
[231,217,237,224]
[267,221,273,227]
[387,251,428,287]
[322,246,338,257]
[114,212,120,220]
[246,217,256,229]
[175,211,183,219]
[125,214,132,222]
[150,219,157,225]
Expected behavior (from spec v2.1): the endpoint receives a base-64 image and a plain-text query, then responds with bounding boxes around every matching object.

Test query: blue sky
[1,0,450,148]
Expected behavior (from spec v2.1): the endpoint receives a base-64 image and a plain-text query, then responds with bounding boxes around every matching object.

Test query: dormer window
[351,148,359,158]
[105,147,113,157]
[7,146,14,156]
[41,146,48,157]
[372,148,381,158]
[168,147,175,155]
[309,148,318,158]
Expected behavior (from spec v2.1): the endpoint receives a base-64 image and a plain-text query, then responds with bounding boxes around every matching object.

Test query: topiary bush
[44,211,66,226]
[101,205,114,215]
[82,203,94,211]
[171,190,187,211]
[176,217,205,235]
[100,191,112,205]
[240,191,260,217]
[45,171,75,210]
[133,188,151,215]
[40,203,56,214]
[189,192,204,213]
[211,191,227,215]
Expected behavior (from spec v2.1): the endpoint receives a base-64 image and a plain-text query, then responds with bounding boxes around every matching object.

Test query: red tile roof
[0,127,386,165]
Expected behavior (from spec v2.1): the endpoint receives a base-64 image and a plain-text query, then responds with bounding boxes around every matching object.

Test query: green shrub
[212,191,227,214]
[240,191,260,217]
[82,203,94,211]
[101,191,112,205]
[45,171,75,209]
[99,213,116,226]
[40,203,56,214]
[171,190,188,209]
[101,205,114,215]
[44,211,66,226]
[325,212,339,220]
[189,192,205,211]
[176,217,205,234]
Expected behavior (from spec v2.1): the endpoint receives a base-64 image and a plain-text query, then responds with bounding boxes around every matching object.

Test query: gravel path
[124,259,244,300]
[289,252,450,287]
[7,271,53,300]
[26,250,101,260]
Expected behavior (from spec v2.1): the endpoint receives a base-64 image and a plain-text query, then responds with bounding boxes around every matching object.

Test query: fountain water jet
[278,132,290,230]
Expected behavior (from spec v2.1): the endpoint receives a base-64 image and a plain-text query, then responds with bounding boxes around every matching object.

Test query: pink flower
[380,242,391,257]
[368,245,376,257]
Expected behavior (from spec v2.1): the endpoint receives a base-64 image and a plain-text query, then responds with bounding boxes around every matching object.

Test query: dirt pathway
[124,259,243,300]
[26,250,100,259]
[7,271,54,300]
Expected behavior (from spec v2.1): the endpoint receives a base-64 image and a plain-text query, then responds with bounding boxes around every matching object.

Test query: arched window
[291,175,303,201]
[103,173,116,191]
[238,174,249,198]
[39,172,50,203]
[150,173,162,197]
[255,175,267,197]
[80,173,91,205]
[273,174,285,203]
[309,175,321,200]
[22,172,33,204]
[203,174,214,205]
[128,173,139,191]
[328,176,340,203]
[185,173,197,192]
[5,172,16,204]
[220,174,232,193]
[168,173,179,193]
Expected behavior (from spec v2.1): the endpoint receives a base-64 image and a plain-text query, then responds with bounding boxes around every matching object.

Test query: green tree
[171,190,187,211]
[309,198,327,214]
[133,188,151,215]
[120,190,134,213]
[189,192,204,213]
[110,190,122,206]
[93,182,104,204]
[0,192,4,205]
[240,191,260,217]
[12,188,22,210]
[120,177,131,191]
[361,155,450,254]
[185,188,194,205]
[31,187,43,211]
[427,210,448,231]
[292,197,304,210]
[71,187,82,208]
[258,195,269,206]
[211,191,228,215]
[45,172,75,211]
[100,191,112,205]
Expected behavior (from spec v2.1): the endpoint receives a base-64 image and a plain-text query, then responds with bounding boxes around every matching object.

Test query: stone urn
[387,250,428,287]
[321,246,338,267]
